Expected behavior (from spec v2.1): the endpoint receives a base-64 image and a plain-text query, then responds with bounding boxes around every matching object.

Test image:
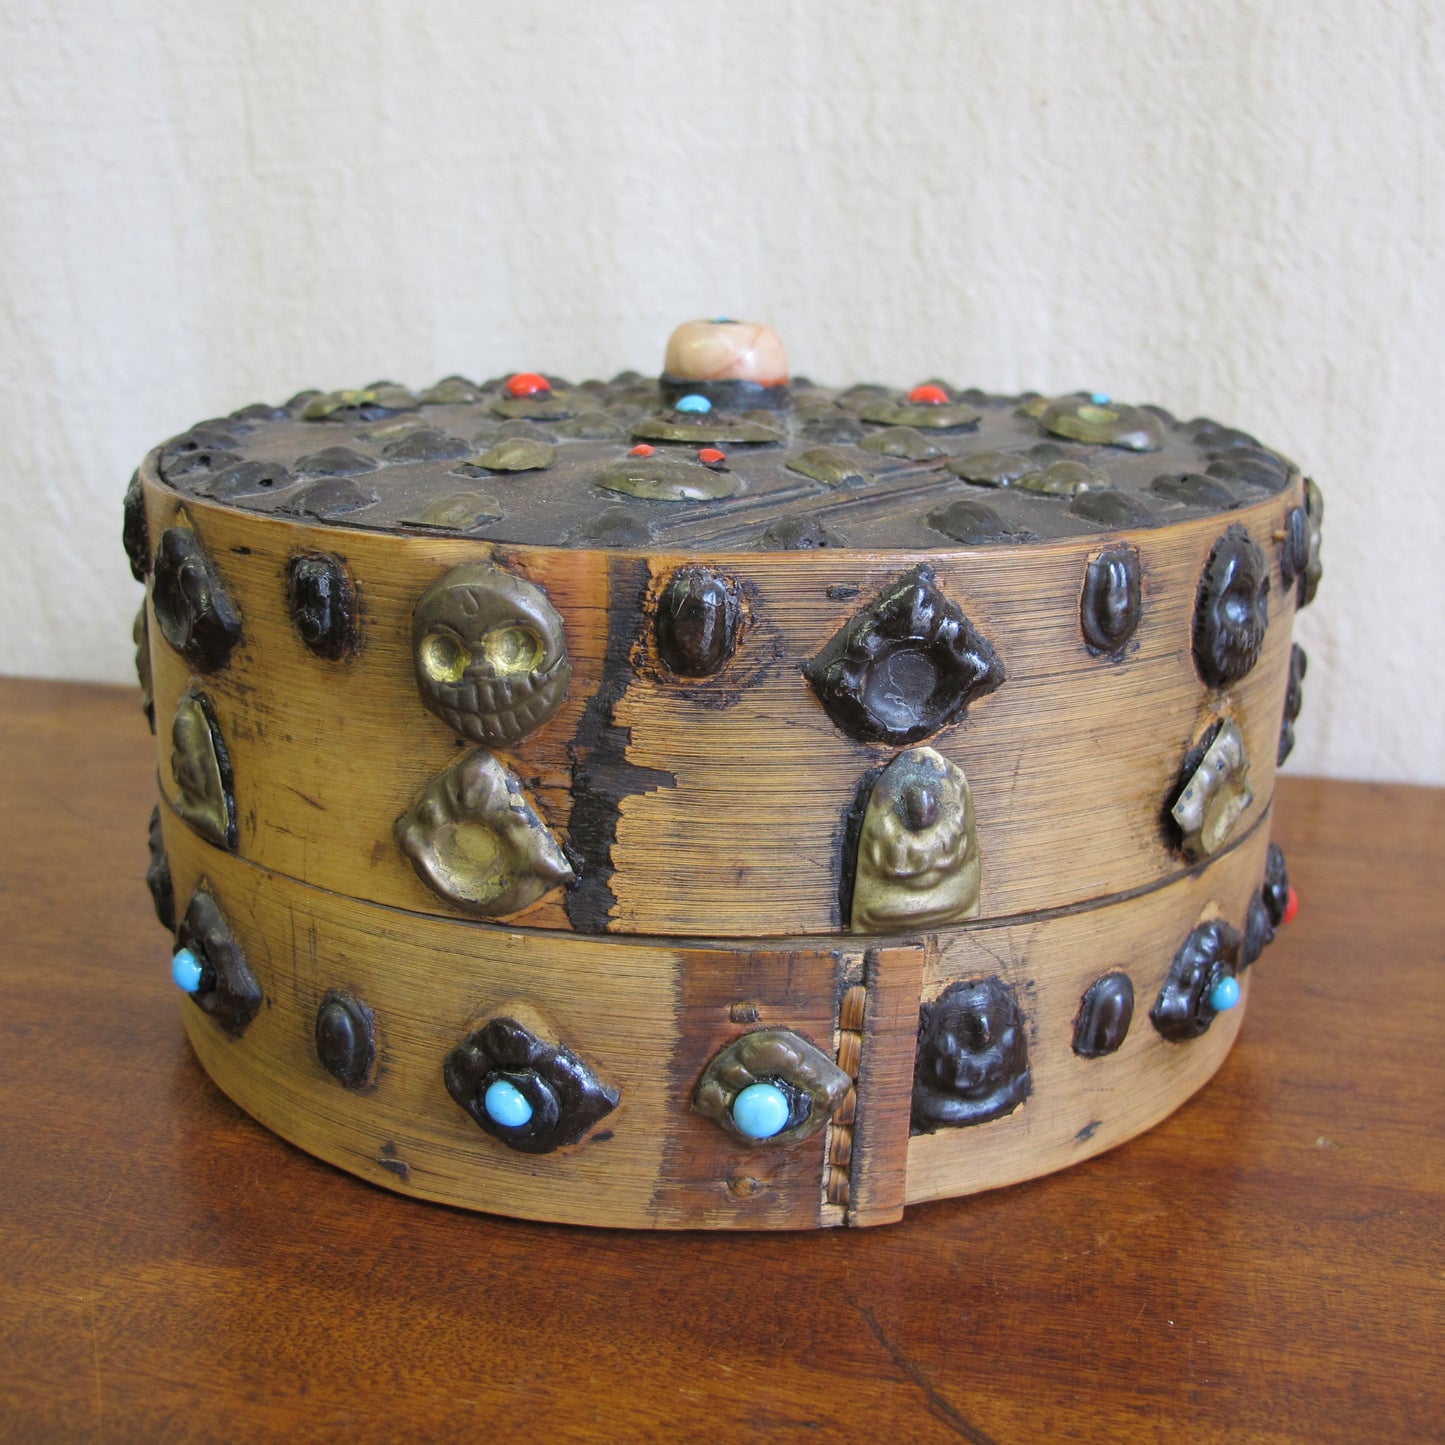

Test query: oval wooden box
[128,336,1316,1228]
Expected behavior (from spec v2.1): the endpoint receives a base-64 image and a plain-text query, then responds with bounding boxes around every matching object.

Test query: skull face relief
[848,747,980,932]
[412,563,571,745]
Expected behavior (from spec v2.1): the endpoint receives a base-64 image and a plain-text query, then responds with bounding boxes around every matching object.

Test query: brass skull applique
[411,563,571,745]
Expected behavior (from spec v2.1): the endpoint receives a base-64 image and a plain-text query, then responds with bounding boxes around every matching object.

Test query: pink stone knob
[664,320,789,388]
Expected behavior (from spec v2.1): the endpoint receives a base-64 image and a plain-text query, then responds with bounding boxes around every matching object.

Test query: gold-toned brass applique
[1170,720,1253,861]
[595,453,742,502]
[411,562,571,745]
[474,437,556,473]
[849,747,979,933]
[396,751,575,918]
[784,446,869,487]
[693,1029,852,1148]
[170,690,236,850]
[1038,394,1164,452]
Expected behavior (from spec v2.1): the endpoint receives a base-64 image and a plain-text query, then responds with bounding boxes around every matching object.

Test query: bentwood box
[123,319,1318,1229]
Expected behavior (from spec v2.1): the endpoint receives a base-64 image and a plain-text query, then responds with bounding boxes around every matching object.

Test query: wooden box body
[128,351,1315,1228]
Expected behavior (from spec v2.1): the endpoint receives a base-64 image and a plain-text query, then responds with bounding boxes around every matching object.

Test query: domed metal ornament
[693,1029,852,1148]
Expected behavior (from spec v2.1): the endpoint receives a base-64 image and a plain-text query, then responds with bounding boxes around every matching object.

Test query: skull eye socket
[482,625,543,677]
[421,630,469,684]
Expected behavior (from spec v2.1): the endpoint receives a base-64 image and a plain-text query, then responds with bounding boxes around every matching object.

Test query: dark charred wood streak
[565,558,676,932]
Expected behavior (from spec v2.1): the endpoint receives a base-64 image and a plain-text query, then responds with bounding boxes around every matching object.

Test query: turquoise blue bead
[675,393,712,414]
[1090,391,1112,405]
[1209,975,1241,1012]
[171,947,203,993]
[731,1081,790,1140]
[484,1078,534,1129]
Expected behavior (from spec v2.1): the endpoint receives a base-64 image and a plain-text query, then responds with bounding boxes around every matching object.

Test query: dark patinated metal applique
[315,991,378,1089]
[1194,526,1270,687]
[805,565,1005,745]
[1080,544,1142,657]
[655,566,744,678]
[1150,920,1243,1042]
[145,805,174,932]
[287,553,358,662]
[151,527,243,673]
[912,977,1031,1132]
[174,888,263,1037]
[443,1017,618,1154]
[1278,644,1307,765]
[1073,972,1135,1059]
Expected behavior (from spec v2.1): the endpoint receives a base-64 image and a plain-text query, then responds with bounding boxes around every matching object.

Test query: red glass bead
[1283,885,1299,925]
[698,447,726,466]
[629,444,656,457]
[908,383,949,405]
[506,372,551,398]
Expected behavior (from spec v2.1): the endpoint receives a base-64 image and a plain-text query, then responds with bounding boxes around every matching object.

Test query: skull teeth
[439,669,569,746]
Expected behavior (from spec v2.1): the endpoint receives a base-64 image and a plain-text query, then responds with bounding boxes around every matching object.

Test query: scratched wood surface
[139,465,1299,937]
[2,678,1440,1442]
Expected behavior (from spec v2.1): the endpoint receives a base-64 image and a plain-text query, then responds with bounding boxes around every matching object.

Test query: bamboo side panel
[160,801,1271,1229]
[141,467,1300,938]
[905,825,1265,1205]
[163,810,851,1229]
[846,945,928,1226]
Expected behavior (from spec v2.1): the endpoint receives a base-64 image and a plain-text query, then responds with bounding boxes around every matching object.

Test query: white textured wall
[1,0,1441,782]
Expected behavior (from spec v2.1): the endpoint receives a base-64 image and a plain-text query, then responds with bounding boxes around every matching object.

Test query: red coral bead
[629,444,655,457]
[908,383,949,405]
[698,447,726,466]
[1282,885,1299,925]
[506,372,551,398]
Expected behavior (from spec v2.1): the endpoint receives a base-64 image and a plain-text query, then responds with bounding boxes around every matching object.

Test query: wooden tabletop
[1,677,1440,1444]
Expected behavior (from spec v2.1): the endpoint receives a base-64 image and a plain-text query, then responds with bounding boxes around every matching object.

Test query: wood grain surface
[1,679,1440,1442]
[156,798,1266,1226]
[139,466,1300,936]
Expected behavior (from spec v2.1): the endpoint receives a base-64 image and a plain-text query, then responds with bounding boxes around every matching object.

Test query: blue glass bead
[675,393,712,414]
[731,1081,791,1140]
[1209,975,1241,1013]
[484,1078,534,1129]
[171,946,203,993]
[1090,391,1112,406]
